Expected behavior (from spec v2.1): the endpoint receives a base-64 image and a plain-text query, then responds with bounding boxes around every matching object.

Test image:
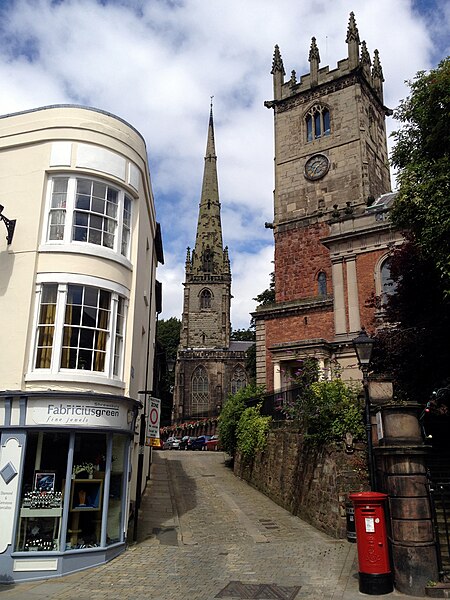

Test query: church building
[172,107,251,423]
[254,13,403,390]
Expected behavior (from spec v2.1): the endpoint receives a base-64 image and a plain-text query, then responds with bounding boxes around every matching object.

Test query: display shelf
[70,479,103,512]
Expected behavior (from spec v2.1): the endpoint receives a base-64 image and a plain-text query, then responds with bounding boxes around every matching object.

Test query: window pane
[323,109,330,135]
[75,194,90,210]
[73,224,87,241]
[318,272,327,296]
[84,287,98,307]
[15,432,70,553]
[92,198,105,214]
[35,284,57,368]
[314,112,321,138]
[107,435,126,545]
[306,115,313,142]
[67,433,107,550]
[73,179,118,249]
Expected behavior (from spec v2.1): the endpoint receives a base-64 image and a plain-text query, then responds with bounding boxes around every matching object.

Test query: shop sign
[26,397,135,431]
[146,397,161,447]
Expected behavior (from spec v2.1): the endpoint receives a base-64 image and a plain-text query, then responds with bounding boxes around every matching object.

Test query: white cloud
[0,0,447,329]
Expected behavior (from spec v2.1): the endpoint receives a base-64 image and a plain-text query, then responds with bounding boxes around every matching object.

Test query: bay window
[46,176,132,259]
[33,280,127,379]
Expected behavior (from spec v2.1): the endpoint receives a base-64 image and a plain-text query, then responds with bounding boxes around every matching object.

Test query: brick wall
[234,423,369,538]
[275,222,331,302]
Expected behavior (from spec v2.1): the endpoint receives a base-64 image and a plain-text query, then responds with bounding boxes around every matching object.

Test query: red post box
[349,492,393,595]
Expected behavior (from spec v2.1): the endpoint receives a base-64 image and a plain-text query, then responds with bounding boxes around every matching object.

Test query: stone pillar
[332,260,346,334]
[375,405,438,596]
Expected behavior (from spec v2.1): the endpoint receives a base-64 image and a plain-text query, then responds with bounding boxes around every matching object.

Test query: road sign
[146,397,161,446]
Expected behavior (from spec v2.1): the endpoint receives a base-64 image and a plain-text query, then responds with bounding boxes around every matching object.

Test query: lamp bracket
[0,206,16,245]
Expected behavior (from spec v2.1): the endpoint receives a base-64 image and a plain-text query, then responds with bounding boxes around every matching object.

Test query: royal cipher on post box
[349,492,393,595]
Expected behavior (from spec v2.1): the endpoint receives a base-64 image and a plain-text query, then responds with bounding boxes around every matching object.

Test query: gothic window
[191,366,209,415]
[318,272,327,297]
[202,248,213,272]
[231,366,247,395]
[306,105,331,142]
[200,288,212,309]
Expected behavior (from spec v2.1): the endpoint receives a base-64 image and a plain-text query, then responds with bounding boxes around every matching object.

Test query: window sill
[25,371,125,389]
[38,243,133,270]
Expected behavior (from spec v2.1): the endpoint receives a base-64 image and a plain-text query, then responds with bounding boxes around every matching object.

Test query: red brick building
[254,13,403,390]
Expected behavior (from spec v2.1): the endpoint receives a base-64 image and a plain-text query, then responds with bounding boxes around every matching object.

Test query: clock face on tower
[304,154,330,181]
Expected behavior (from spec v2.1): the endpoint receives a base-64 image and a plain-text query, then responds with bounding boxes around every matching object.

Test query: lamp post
[353,327,376,490]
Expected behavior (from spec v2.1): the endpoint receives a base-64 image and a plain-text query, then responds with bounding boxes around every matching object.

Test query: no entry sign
[146,397,161,446]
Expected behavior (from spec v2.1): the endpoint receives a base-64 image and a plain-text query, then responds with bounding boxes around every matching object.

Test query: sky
[0,0,449,330]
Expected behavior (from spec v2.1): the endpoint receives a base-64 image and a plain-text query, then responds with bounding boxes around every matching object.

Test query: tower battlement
[269,12,385,106]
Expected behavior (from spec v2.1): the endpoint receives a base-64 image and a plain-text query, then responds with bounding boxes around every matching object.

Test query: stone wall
[234,422,369,538]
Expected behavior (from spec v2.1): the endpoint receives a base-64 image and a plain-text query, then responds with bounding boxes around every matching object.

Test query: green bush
[236,404,271,462]
[218,384,264,456]
[304,379,364,446]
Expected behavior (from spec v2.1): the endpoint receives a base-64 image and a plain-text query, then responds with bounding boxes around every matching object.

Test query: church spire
[191,102,226,278]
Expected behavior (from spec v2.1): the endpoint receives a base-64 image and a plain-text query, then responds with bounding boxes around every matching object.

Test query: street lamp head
[353,327,375,369]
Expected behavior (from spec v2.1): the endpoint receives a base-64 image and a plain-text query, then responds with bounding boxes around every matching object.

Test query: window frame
[306,104,331,142]
[42,175,133,263]
[200,288,212,310]
[27,274,128,385]
[375,255,397,309]
[190,366,209,415]
[230,365,247,395]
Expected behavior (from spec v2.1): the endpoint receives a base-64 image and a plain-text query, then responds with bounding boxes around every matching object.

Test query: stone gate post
[375,404,439,596]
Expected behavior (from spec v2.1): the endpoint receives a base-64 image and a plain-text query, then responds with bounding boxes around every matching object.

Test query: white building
[0,105,163,582]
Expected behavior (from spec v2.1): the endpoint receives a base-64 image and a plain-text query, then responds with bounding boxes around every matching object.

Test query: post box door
[354,504,390,574]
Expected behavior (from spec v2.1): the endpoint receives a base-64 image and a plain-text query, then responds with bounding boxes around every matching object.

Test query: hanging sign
[146,397,161,447]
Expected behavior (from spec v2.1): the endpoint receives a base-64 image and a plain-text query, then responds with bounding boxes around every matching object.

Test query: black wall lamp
[0,205,16,245]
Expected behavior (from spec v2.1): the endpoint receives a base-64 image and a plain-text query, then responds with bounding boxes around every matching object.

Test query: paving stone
[2,451,427,600]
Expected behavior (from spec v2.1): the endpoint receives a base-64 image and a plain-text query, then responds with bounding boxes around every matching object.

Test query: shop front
[0,391,139,583]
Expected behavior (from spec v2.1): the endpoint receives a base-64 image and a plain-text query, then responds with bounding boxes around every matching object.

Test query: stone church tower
[172,107,251,423]
[254,13,403,390]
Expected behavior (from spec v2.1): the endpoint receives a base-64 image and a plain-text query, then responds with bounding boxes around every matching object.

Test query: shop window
[66,433,107,550]
[15,430,128,554]
[33,281,127,378]
[45,176,132,259]
[306,105,331,141]
[230,366,247,395]
[106,435,126,545]
[15,432,70,552]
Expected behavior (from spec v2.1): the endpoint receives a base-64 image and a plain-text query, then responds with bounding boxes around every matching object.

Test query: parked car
[163,437,181,450]
[180,436,197,450]
[190,435,211,450]
[205,435,220,451]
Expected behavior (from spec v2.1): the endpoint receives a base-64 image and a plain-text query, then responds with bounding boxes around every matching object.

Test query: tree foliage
[390,57,450,290]
[156,317,181,361]
[218,384,265,457]
[282,359,364,445]
[371,241,450,402]
[236,404,271,462]
[231,328,256,341]
[253,272,275,306]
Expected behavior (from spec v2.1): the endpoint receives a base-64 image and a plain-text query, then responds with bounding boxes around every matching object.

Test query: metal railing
[429,479,450,581]
[245,386,302,420]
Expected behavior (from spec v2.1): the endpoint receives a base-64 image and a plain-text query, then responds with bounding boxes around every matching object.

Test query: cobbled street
[0,451,424,600]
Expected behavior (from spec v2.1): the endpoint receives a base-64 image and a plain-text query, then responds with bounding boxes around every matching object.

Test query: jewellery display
[22,491,63,509]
